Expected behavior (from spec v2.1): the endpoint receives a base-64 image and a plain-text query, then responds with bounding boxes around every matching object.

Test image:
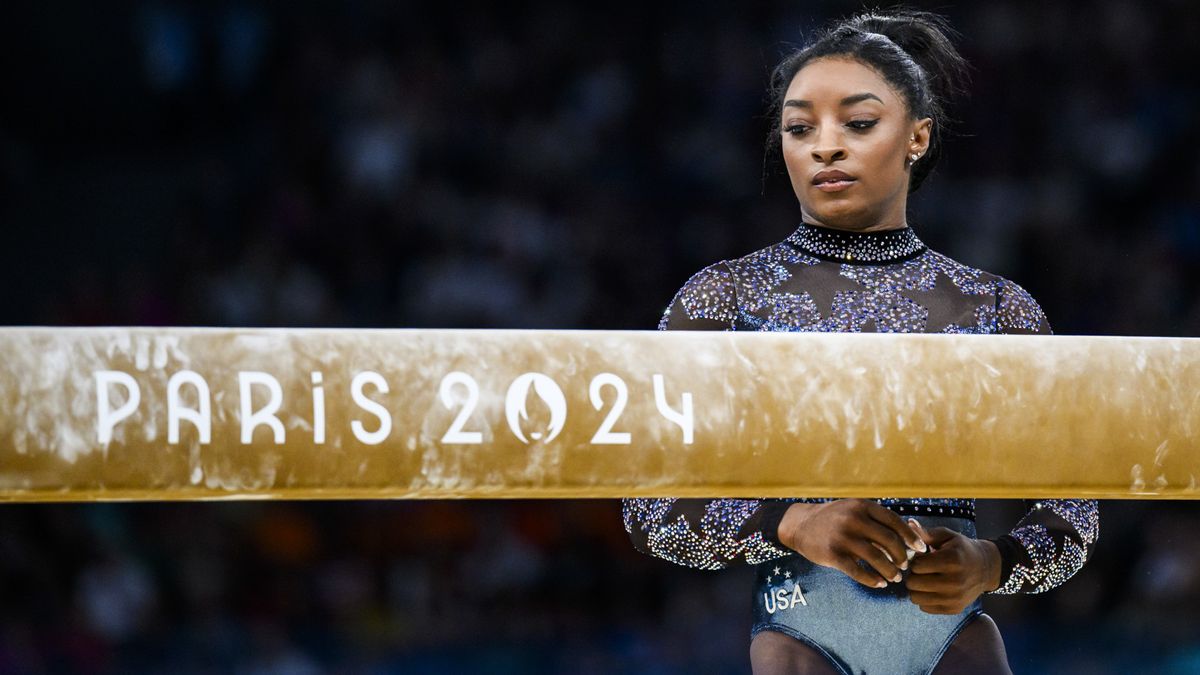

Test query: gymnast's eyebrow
[784,92,885,108]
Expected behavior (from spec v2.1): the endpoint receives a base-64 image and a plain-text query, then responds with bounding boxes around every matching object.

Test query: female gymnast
[622,8,1099,674]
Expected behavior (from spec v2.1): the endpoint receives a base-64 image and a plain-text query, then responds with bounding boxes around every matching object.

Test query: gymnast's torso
[623,221,1099,674]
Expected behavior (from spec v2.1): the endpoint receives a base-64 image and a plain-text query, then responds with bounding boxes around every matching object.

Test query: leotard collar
[785,221,928,264]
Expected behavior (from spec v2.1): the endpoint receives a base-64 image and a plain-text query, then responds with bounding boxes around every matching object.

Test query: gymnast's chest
[729,261,999,334]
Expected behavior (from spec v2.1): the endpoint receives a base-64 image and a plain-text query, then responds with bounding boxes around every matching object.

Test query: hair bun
[851,9,970,111]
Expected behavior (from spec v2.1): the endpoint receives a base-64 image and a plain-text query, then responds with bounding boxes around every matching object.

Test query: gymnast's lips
[812,169,856,192]
[812,169,855,185]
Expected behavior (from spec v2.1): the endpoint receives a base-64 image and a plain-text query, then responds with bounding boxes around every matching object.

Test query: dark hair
[765,7,970,193]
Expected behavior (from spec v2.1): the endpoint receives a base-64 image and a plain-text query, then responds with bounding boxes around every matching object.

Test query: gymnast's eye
[847,119,879,131]
[783,124,811,136]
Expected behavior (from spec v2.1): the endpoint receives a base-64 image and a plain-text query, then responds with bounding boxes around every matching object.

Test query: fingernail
[892,573,902,583]
[900,560,908,571]
[876,580,887,589]
[906,548,917,561]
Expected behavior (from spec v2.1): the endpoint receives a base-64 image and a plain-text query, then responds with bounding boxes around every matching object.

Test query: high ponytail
[765,7,971,193]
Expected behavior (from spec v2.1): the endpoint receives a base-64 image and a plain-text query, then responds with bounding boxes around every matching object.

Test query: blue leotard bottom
[751,515,983,675]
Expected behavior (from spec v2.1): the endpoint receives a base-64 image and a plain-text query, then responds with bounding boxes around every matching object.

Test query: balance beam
[1,328,1196,501]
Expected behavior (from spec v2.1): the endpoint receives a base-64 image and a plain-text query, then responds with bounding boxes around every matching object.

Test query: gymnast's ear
[909,118,933,160]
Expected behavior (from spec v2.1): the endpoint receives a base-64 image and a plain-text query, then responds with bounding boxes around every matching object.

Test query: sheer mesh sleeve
[623,261,796,569]
[622,498,797,569]
[655,261,738,331]
[987,277,1100,594]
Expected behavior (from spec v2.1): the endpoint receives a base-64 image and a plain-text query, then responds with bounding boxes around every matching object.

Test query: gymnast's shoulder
[658,259,739,330]
[924,248,1051,334]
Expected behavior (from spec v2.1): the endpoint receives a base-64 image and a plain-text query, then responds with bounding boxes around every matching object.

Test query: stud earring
[910,153,920,162]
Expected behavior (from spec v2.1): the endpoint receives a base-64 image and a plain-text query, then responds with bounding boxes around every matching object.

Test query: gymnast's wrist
[982,535,1022,593]
[977,538,1003,593]
[775,502,819,553]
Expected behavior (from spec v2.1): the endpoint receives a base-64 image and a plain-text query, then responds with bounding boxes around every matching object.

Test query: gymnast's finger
[851,540,902,584]
[917,603,960,616]
[911,522,958,549]
[836,553,889,589]
[866,503,927,553]
[904,572,958,594]
[909,550,955,574]
[860,519,911,571]
[907,588,955,607]
[906,518,943,555]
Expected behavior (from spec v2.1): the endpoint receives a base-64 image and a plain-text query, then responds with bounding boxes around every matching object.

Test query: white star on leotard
[773,566,781,575]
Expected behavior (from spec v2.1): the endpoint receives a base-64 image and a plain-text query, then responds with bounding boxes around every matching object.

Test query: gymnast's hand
[776,499,928,589]
[904,519,1003,615]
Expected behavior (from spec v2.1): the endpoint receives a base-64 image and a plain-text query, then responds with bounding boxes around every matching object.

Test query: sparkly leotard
[622,222,1100,674]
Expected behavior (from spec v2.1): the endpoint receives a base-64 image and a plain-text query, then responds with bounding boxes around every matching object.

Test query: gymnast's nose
[811,144,848,164]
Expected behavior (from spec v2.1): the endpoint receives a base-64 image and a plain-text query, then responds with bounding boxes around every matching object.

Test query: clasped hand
[777,499,1001,615]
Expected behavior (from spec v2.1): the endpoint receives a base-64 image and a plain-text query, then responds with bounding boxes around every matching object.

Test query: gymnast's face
[780,56,932,232]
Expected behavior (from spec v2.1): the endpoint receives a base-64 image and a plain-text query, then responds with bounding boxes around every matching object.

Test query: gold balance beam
[1,328,1197,501]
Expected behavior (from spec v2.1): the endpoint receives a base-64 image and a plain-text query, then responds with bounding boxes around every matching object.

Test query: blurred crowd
[2,0,1200,672]
[3,500,1200,674]
[2,501,755,674]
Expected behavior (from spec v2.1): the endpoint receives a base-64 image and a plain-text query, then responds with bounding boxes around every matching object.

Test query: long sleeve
[622,498,797,569]
[623,262,797,569]
[986,277,1100,594]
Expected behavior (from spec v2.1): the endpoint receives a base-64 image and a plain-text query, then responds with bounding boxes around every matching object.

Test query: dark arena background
[3,1,1200,673]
